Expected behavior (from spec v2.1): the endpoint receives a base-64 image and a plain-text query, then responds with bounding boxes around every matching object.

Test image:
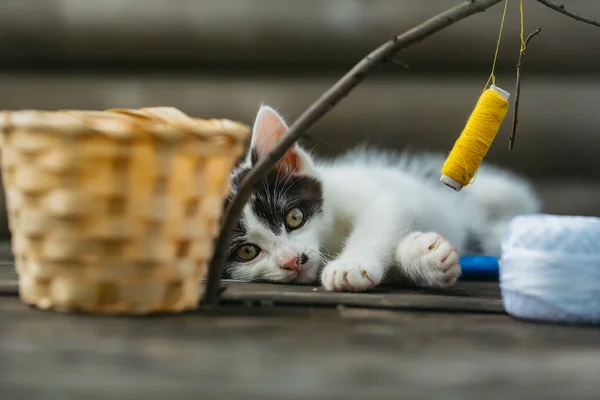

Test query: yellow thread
[483,0,509,91]
[440,0,515,191]
[441,87,510,191]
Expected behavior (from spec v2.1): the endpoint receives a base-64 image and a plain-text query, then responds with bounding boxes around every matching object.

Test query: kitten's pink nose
[281,256,299,270]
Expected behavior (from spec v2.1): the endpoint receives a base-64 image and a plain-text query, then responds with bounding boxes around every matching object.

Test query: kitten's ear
[250,105,314,174]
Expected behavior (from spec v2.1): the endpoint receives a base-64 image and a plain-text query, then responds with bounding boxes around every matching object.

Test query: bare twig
[509,28,542,151]
[535,0,600,28]
[204,0,600,306]
[203,0,505,305]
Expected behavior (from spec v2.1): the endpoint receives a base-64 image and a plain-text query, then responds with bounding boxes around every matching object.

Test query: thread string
[483,0,510,91]
[519,0,526,53]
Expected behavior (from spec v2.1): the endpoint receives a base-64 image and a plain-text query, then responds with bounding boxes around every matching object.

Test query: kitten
[223,105,541,292]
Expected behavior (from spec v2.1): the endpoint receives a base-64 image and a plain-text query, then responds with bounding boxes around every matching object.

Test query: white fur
[228,105,542,292]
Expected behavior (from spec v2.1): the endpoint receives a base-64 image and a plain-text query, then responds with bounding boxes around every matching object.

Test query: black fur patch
[249,170,323,235]
[249,148,259,165]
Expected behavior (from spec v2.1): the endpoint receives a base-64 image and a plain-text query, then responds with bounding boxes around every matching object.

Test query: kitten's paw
[321,257,385,292]
[396,231,461,288]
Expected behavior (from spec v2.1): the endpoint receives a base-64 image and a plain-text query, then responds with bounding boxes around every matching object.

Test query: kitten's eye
[285,207,304,230]
[236,244,260,261]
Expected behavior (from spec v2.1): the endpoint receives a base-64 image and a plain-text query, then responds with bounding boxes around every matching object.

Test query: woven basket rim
[0,107,250,142]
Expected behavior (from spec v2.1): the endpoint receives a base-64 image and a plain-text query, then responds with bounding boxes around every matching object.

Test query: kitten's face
[222,105,325,284]
[225,167,325,283]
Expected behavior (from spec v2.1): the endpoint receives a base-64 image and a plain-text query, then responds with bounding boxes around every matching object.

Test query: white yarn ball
[500,214,600,325]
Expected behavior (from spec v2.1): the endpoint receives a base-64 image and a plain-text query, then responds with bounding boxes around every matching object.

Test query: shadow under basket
[0,107,249,314]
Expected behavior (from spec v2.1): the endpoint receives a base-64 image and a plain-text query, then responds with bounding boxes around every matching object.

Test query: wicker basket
[0,107,249,314]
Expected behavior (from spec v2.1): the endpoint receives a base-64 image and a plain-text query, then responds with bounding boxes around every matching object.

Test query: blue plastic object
[459,255,499,281]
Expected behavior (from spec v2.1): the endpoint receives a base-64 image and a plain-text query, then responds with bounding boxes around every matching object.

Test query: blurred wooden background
[0,0,599,240]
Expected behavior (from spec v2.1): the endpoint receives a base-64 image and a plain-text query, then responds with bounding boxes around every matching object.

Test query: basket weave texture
[0,107,249,314]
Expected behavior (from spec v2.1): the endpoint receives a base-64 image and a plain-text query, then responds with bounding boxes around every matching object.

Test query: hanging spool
[440,85,510,191]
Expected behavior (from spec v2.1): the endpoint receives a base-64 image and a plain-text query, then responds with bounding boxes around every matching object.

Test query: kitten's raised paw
[396,231,461,288]
[321,257,384,292]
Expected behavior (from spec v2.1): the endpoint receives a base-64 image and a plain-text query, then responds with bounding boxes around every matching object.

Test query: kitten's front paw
[321,257,385,292]
[396,232,461,288]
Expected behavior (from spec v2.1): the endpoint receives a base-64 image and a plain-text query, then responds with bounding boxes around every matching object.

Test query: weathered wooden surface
[0,258,503,313]
[220,281,504,313]
[2,244,600,399]
[0,261,17,293]
[2,294,600,400]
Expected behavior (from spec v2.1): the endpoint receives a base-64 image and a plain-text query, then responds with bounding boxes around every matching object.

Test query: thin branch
[536,0,600,28]
[203,0,505,305]
[204,0,600,306]
[509,28,542,151]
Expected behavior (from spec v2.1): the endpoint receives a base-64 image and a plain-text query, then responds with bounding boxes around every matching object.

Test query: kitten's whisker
[281,171,294,191]
[265,178,270,204]
[318,244,333,255]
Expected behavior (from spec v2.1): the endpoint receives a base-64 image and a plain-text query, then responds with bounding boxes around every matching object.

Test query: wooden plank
[2,244,600,398]
[219,281,504,314]
[1,0,599,74]
[2,75,600,221]
[1,73,600,184]
[0,259,17,295]
[1,296,600,399]
[0,258,503,313]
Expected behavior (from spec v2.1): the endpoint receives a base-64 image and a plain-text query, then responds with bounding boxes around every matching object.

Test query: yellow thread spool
[440,85,510,191]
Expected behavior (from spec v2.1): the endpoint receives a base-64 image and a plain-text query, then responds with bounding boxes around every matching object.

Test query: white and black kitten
[223,105,540,292]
